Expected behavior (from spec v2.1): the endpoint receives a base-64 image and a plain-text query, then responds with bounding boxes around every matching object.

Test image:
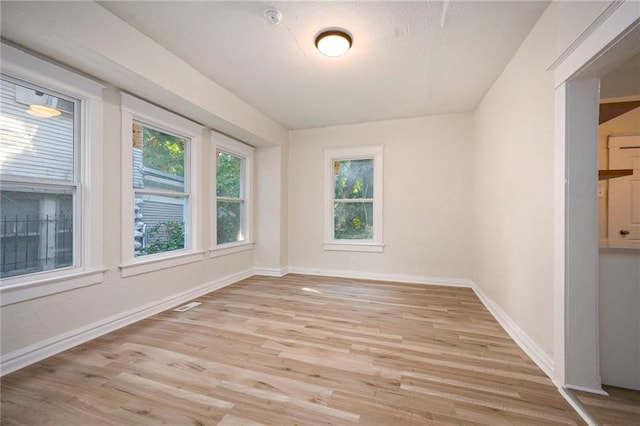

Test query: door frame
[551,0,640,392]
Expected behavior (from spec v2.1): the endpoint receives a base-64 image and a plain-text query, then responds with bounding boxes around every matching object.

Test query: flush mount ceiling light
[315,29,352,57]
[26,104,61,118]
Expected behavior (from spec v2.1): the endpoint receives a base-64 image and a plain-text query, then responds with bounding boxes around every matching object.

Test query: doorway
[552,3,640,394]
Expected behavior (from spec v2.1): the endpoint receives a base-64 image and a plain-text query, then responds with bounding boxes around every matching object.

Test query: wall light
[315,29,352,57]
[26,104,61,118]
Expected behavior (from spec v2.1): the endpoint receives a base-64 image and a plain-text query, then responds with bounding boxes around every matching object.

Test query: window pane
[217,200,244,244]
[1,188,74,278]
[334,202,373,240]
[217,151,242,198]
[0,78,75,181]
[334,159,373,199]
[133,123,186,192]
[134,194,186,257]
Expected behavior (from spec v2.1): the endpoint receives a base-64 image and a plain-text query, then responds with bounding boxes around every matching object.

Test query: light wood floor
[572,385,640,425]
[1,274,585,425]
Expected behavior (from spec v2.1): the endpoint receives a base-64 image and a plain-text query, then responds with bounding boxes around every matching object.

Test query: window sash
[216,149,245,246]
[131,122,191,259]
[1,74,81,184]
[211,131,253,252]
[216,200,245,245]
[0,185,77,278]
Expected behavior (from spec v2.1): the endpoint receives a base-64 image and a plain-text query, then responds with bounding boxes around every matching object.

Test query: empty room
[1,1,639,425]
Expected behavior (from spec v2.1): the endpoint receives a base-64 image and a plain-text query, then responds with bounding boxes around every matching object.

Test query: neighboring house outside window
[211,131,253,257]
[0,77,77,278]
[132,122,188,257]
[324,146,384,252]
[0,44,104,305]
[120,94,203,277]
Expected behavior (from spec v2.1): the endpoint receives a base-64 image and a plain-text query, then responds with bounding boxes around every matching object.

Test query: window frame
[324,146,384,253]
[0,44,105,306]
[120,94,204,277]
[211,130,254,258]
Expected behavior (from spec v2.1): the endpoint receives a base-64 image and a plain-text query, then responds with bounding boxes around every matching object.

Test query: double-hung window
[324,146,384,252]
[0,77,78,278]
[0,44,104,304]
[121,94,203,276]
[212,131,253,256]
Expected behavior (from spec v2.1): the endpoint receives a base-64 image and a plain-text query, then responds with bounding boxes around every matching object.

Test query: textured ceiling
[98,1,549,130]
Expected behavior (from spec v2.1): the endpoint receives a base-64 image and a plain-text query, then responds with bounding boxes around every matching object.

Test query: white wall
[289,114,473,284]
[472,1,609,360]
[0,2,290,371]
[254,143,289,275]
[0,86,258,366]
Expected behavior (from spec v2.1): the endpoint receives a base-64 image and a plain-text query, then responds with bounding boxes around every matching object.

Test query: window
[0,77,78,278]
[324,146,384,252]
[132,122,188,257]
[0,43,104,305]
[212,131,253,256]
[121,94,203,276]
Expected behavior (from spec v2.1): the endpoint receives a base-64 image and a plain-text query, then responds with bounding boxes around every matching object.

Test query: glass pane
[217,151,242,198]
[217,200,244,244]
[0,78,76,181]
[334,202,373,240]
[134,194,187,257]
[0,187,74,278]
[133,122,186,192]
[334,159,373,199]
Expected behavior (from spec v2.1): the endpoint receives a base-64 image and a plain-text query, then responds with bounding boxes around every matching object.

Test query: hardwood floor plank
[1,274,586,425]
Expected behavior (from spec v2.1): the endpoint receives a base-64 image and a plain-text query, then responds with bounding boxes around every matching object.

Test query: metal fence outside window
[0,215,73,278]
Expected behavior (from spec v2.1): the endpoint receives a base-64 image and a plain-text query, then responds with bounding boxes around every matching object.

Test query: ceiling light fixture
[315,29,352,57]
[26,104,61,118]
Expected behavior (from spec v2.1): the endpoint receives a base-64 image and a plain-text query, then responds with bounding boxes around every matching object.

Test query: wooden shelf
[599,169,633,180]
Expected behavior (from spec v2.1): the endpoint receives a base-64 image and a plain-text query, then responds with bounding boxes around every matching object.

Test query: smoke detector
[264,8,282,25]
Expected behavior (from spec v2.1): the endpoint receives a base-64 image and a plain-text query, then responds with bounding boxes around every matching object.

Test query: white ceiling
[98,1,550,130]
[601,51,640,100]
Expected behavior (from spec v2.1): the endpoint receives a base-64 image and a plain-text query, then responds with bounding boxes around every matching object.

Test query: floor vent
[174,302,202,312]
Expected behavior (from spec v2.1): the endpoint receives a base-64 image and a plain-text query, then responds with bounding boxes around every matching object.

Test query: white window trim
[120,93,204,277]
[210,130,254,256]
[0,44,105,306]
[324,146,384,253]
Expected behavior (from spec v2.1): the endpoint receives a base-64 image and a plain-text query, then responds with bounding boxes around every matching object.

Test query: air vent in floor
[174,301,201,312]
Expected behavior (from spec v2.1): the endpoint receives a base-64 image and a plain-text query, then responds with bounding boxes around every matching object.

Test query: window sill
[120,251,204,278]
[210,242,254,258]
[0,268,106,306]
[323,242,384,253]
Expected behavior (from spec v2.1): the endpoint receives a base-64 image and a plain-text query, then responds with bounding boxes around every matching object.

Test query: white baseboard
[254,267,289,277]
[0,269,253,376]
[566,384,609,396]
[470,283,554,379]
[558,386,600,426]
[287,267,473,288]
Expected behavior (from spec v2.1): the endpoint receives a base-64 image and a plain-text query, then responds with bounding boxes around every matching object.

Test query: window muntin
[216,150,245,245]
[132,122,189,257]
[0,76,80,278]
[324,146,383,252]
